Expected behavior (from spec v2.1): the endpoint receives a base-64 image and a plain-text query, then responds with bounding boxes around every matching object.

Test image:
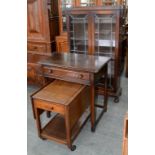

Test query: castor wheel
[104,109,107,112]
[103,107,107,112]
[40,137,46,140]
[46,111,51,118]
[119,90,122,96]
[70,145,76,151]
[114,97,119,103]
[91,126,95,132]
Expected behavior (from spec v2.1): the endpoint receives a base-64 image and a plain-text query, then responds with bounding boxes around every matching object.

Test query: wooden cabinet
[27,0,60,54]
[65,6,124,102]
[56,0,125,53]
[27,0,51,54]
[27,0,59,84]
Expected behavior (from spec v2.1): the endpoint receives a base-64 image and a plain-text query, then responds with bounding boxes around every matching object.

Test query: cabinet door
[67,14,89,54]
[27,0,50,42]
[94,14,117,89]
[94,14,116,57]
[58,0,75,34]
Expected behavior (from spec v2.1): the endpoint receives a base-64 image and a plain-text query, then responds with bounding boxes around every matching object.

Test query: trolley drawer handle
[50,107,54,110]
[48,69,53,73]
[78,74,84,79]
[33,46,38,50]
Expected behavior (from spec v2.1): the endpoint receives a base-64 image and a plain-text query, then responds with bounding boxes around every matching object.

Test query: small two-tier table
[39,52,111,132]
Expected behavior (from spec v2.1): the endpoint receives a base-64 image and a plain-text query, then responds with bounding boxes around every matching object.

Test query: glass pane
[62,0,74,10]
[62,0,75,32]
[62,16,67,32]
[69,14,88,54]
[102,0,116,5]
[94,14,116,88]
[94,14,116,57]
[80,0,96,7]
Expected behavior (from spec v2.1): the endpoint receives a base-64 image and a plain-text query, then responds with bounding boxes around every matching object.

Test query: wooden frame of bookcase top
[65,6,123,102]
[58,0,124,35]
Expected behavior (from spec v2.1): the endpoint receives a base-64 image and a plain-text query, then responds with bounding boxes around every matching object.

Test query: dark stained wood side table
[38,52,111,132]
[31,80,90,151]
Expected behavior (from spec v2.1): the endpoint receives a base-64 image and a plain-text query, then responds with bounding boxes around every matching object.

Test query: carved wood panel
[27,0,50,42]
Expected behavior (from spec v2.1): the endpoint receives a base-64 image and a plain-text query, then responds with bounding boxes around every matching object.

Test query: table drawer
[43,67,89,81]
[34,99,65,115]
[28,43,46,53]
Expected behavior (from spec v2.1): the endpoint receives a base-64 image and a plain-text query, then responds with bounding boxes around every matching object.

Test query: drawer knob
[48,70,53,73]
[33,46,37,50]
[51,107,54,110]
[78,74,84,79]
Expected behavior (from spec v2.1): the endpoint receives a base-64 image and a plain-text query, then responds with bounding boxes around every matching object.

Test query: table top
[38,53,111,73]
[32,80,85,105]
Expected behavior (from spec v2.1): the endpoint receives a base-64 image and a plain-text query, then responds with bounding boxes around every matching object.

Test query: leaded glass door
[94,14,117,89]
[68,14,89,54]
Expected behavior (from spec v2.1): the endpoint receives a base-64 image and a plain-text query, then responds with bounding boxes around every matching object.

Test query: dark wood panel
[27,0,50,42]
[49,17,59,41]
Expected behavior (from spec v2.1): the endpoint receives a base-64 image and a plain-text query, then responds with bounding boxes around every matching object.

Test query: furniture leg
[31,81,53,119]
[125,47,128,78]
[65,107,76,151]
[46,111,51,118]
[103,64,108,112]
[90,74,96,132]
[31,97,36,119]
[34,107,42,138]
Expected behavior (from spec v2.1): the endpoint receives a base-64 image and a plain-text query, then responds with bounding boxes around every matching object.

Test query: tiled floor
[27,76,128,155]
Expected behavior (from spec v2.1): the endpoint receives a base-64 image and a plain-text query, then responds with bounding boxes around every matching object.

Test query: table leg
[90,74,96,132]
[46,111,51,118]
[90,65,108,132]
[65,107,76,151]
[34,107,42,138]
[103,64,108,112]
